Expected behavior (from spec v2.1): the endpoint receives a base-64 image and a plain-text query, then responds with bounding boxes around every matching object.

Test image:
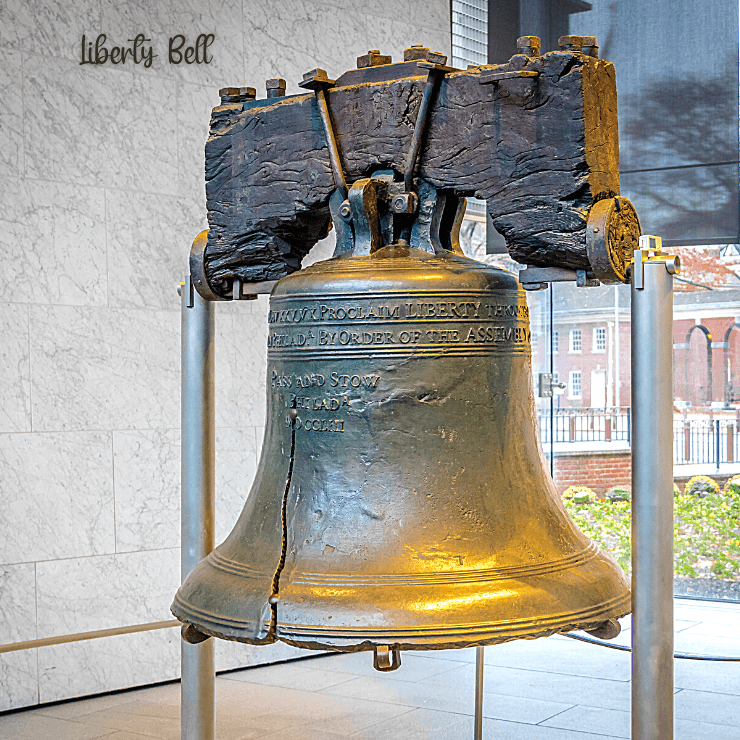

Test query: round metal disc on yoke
[586,197,641,284]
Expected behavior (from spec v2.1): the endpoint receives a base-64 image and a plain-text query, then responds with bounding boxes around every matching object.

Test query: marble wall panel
[364,16,453,61]
[361,0,451,41]
[38,628,180,704]
[0,431,115,564]
[0,178,107,306]
[0,304,31,434]
[99,0,244,86]
[215,300,269,428]
[113,429,181,553]
[36,548,180,638]
[215,426,259,544]
[0,0,101,62]
[105,189,206,309]
[30,306,179,432]
[177,81,218,207]
[244,0,377,96]
[0,49,24,178]
[0,563,37,644]
[0,650,39,711]
[23,54,178,195]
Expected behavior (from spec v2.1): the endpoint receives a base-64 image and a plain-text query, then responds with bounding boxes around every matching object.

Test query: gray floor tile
[67,706,184,740]
[0,712,115,740]
[675,688,740,727]
[421,663,631,712]
[674,633,740,657]
[225,663,358,691]
[320,674,574,724]
[302,650,467,682]
[346,707,493,739]
[483,635,632,681]
[35,693,141,720]
[675,658,740,694]
[539,705,630,738]
[675,717,740,740]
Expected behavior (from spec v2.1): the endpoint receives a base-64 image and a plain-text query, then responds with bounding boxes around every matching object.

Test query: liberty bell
[174,44,635,668]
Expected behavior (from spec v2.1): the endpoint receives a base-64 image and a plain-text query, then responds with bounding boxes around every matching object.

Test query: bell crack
[267,402,297,638]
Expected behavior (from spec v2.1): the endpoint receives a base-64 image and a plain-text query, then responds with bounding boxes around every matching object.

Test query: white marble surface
[30,306,180,432]
[105,189,206,309]
[0,431,115,564]
[0,304,31,434]
[99,0,245,85]
[176,81,218,207]
[36,548,180,638]
[0,178,107,306]
[0,563,37,644]
[38,628,180,704]
[0,49,24,178]
[112,426,259,552]
[215,299,269,428]
[0,0,101,62]
[214,426,259,544]
[0,650,39,712]
[113,428,181,552]
[0,0,451,710]
[24,55,179,195]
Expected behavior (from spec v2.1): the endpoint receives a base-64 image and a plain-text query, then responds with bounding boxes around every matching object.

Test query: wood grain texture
[204,51,620,292]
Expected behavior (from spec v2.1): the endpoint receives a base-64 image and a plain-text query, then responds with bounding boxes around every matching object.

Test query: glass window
[569,370,582,399]
[569,328,582,353]
[594,326,607,352]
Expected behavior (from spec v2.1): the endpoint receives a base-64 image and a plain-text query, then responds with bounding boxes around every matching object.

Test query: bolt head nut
[558,35,584,51]
[391,192,418,215]
[218,86,242,102]
[338,200,352,220]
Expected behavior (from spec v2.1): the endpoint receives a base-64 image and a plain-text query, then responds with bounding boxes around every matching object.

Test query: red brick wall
[553,450,631,494]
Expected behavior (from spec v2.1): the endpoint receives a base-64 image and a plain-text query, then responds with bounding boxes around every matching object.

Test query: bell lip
[171,588,631,651]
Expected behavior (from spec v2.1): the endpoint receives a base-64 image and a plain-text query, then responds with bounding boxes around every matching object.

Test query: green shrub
[684,475,720,498]
[724,475,740,496]
[562,484,740,581]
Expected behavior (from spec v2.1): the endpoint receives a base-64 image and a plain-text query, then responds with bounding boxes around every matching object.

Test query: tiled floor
[2,598,739,739]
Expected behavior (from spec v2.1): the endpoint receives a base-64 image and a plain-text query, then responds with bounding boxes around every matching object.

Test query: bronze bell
[172,176,630,659]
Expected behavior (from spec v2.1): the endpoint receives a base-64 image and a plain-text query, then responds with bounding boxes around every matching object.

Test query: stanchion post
[474,646,485,740]
[179,277,216,740]
[631,236,679,740]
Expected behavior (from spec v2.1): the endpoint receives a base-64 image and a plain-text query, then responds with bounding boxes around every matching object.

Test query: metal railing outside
[537,407,632,444]
[673,416,740,468]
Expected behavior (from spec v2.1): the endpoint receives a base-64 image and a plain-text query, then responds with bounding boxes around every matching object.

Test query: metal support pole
[474,646,484,739]
[631,238,679,740]
[180,278,216,740]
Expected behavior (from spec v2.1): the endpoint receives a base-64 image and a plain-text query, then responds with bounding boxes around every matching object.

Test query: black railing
[673,418,740,468]
[537,407,740,468]
[537,407,631,444]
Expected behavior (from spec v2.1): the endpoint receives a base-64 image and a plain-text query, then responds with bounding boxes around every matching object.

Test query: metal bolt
[582,36,599,58]
[404,45,429,61]
[558,35,583,52]
[268,594,279,605]
[357,49,392,68]
[239,86,256,101]
[338,200,352,221]
[289,408,298,421]
[218,86,242,104]
[391,192,418,215]
[266,78,286,98]
[516,35,541,57]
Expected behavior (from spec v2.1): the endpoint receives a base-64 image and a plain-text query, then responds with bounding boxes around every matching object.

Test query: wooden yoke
[200,39,639,299]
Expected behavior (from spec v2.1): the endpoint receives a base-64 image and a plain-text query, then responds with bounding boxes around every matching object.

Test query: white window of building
[569,328,582,353]
[594,326,606,352]
[552,330,559,353]
[569,370,582,399]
